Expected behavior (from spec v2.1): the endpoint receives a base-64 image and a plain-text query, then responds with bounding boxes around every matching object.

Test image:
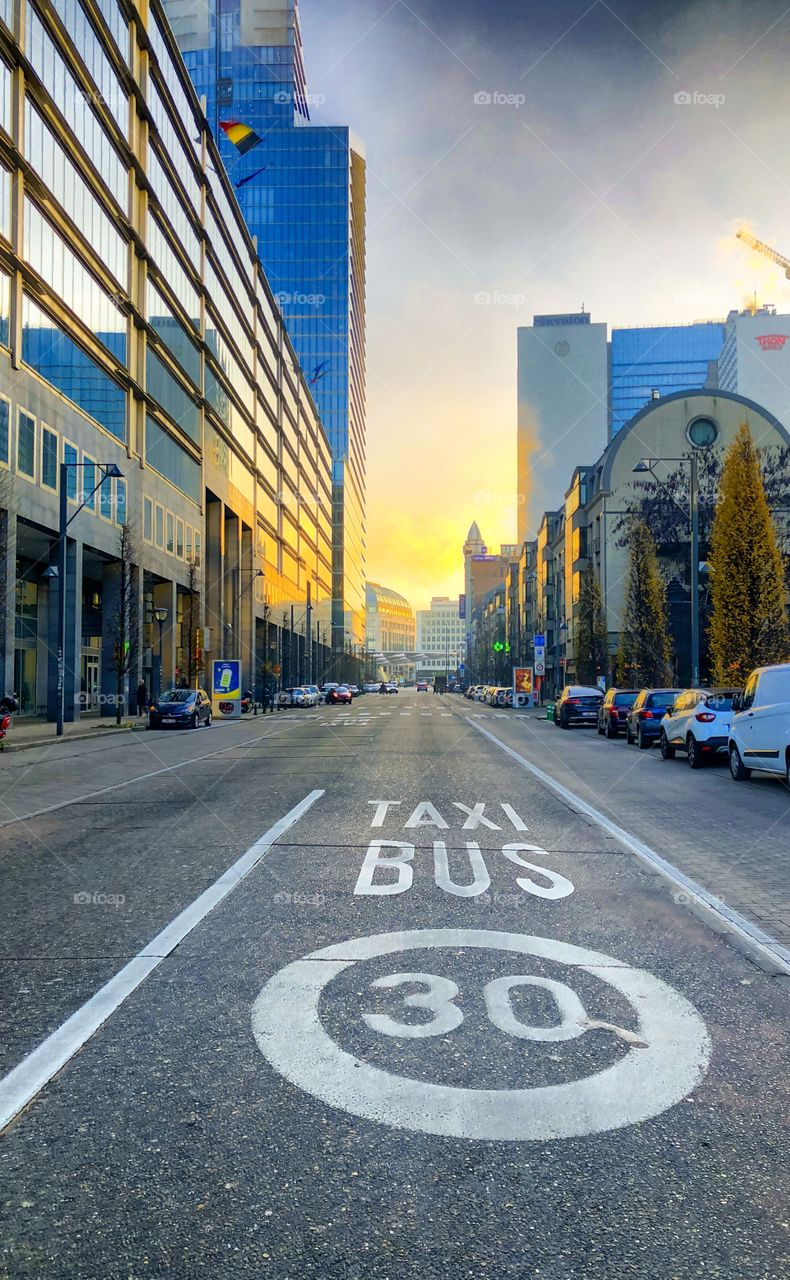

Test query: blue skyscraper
[165,0,366,650]
[609,322,724,436]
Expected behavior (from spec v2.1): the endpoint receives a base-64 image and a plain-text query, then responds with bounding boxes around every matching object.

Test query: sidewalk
[1,716,147,753]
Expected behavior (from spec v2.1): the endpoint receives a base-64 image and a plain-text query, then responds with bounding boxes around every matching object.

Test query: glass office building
[164,0,367,651]
[609,323,724,435]
[0,0,334,717]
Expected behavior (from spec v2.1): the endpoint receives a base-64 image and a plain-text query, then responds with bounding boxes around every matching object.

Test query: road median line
[0,788,325,1134]
[467,718,790,977]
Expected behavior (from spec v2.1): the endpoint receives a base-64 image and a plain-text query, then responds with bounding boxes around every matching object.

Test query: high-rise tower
[164,0,366,653]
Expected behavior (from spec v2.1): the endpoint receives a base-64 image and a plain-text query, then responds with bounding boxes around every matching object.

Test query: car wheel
[560,711,570,729]
[785,753,790,790]
[637,726,649,750]
[729,743,750,781]
[626,723,634,744]
[189,712,198,729]
[687,734,704,769]
[659,730,675,760]
[605,720,617,739]
[596,721,604,735]
[205,712,212,728]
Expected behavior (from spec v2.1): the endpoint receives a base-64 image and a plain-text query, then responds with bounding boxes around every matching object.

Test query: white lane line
[468,719,790,976]
[0,720,305,829]
[0,788,325,1133]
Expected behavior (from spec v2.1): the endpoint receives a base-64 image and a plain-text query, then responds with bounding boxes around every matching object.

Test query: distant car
[659,689,738,768]
[728,664,790,785]
[348,684,360,697]
[504,689,514,708]
[464,686,476,699]
[277,687,308,708]
[149,687,212,729]
[492,688,509,707]
[554,685,603,729]
[301,685,320,707]
[625,688,682,749]
[416,680,429,692]
[597,688,638,738]
[326,684,353,704]
[386,683,399,694]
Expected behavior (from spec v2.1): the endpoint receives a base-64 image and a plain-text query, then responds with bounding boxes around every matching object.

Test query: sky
[299,0,790,611]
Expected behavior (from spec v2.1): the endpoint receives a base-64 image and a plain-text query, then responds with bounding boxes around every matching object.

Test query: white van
[728,663,790,786]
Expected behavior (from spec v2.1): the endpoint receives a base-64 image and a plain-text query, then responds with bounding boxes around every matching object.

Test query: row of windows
[142,494,202,564]
[0,396,126,522]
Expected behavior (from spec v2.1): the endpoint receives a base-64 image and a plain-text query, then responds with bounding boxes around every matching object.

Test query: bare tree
[178,558,201,688]
[107,523,139,725]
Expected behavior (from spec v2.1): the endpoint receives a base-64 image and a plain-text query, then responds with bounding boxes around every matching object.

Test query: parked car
[464,686,476,699]
[554,685,603,729]
[326,684,353,704]
[597,688,638,738]
[386,683,399,694]
[348,684,360,698]
[277,687,308,708]
[625,688,682,749]
[417,680,429,692]
[492,688,509,707]
[301,685,320,707]
[504,689,515,708]
[659,689,738,768]
[728,664,790,785]
[149,687,212,729]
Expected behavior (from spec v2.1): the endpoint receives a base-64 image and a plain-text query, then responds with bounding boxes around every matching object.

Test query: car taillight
[567,698,580,705]
[639,709,654,719]
[695,712,716,723]
[608,707,619,717]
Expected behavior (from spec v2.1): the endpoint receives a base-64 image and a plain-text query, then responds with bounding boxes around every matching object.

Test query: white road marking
[0,720,305,828]
[468,720,790,976]
[251,928,711,1141]
[0,789,325,1133]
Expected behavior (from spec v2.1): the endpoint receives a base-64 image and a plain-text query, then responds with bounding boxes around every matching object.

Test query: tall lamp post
[55,459,124,736]
[633,454,700,687]
[154,605,168,698]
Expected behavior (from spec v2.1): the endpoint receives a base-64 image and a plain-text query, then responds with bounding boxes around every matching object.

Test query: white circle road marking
[251,929,711,1141]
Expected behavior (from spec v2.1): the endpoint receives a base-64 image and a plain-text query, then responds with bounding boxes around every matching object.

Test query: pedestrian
[136,679,147,716]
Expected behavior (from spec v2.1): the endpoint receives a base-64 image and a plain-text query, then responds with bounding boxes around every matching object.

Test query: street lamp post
[634,454,700,687]
[56,460,123,736]
[154,605,168,699]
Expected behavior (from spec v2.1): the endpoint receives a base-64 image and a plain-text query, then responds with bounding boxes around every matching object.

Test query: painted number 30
[363,971,587,1043]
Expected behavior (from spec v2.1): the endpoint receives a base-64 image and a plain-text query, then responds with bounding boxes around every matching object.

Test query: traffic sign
[459,663,465,676]
[252,929,710,1142]
[533,634,545,648]
[535,659,546,676]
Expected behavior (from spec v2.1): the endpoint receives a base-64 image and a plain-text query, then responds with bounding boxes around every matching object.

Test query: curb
[1,723,146,754]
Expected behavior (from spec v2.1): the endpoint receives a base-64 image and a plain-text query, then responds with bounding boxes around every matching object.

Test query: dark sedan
[554,685,603,729]
[326,684,353,704]
[625,688,682,749]
[149,688,212,729]
[597,688,638,738]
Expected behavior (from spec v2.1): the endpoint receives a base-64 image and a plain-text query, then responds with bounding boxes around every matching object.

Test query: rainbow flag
[219,121,262,155]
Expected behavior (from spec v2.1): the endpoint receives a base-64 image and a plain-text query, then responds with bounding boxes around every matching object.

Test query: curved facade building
[365,583,415,654]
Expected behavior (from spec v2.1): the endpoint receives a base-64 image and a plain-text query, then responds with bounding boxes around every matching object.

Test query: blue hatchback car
[149,688,212,730]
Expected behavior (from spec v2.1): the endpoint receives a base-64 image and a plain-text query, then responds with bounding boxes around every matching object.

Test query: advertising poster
[513,666,534,696]
[212,659,241,719]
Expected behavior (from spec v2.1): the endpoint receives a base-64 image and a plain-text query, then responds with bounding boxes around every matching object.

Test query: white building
[717,307,790,428]
[415,597,466,676]
[517,312,609,543]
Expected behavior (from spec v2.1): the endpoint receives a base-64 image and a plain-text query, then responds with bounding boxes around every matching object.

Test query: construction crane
[736,229,790,280]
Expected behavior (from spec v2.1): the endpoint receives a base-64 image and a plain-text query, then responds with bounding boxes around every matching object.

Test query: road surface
[0,693,787,1279]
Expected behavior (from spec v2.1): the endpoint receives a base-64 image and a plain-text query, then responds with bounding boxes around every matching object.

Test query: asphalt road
[0,692,787,1279]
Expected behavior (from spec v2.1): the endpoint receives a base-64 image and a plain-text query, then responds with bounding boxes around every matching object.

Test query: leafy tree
[107,523,139,725]
[708,423,790,684]
[616,519,672,686]
[575,565,609,685]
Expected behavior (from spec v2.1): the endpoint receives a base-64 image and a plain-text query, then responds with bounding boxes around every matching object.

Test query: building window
[145,415,200,503]
[176,517,184,559]
[193,530,201,566]
[64,441,78,500]
[41,426,58,492]
[185,525,193,561]
[16,410,36,480]
[143,495,153,542]
[166,511,174,554]
[100,470,113,520]
[155,502,164,549]
[0,397,9,466]
[116,477,127,526]
[82,456,96,510]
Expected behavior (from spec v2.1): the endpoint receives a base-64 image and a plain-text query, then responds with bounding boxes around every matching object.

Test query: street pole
[290,603,295,686]
[56,462,68,737]
[306,582,312,684]
[690,451,700,688]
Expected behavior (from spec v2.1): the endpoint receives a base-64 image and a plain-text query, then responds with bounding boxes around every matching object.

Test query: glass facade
[167,0,367,647]
[609,323,725,435]
[0,0,335,717]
